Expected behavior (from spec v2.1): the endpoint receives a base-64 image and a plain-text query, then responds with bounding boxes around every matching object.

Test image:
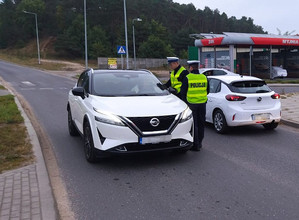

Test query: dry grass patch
[0,52,67,71]
[0,95,34,173]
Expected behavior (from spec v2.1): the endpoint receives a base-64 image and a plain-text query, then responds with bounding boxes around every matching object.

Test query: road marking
[20,88,36,91]
[40,88,54,90]
[21,81,36,86]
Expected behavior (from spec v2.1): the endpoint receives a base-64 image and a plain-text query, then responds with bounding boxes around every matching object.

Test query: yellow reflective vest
[186,73,208,104]
[170,66,186,93]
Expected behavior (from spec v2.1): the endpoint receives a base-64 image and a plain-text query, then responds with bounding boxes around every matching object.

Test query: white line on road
[39,88,54,90]
[21,81,36,86]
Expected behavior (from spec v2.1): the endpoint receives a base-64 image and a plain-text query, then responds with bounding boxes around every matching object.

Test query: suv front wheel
[84,121,97,163]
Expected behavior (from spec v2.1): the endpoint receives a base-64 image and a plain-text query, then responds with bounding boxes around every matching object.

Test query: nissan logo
[150,118,160,127]
[257,97,262,102]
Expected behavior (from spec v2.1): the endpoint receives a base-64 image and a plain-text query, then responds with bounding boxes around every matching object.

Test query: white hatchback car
[206,75,281,133]
[67,69,193,162]
[199,68,239,76]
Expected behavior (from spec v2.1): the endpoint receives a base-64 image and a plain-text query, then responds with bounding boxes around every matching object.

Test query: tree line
[0,0,265,59]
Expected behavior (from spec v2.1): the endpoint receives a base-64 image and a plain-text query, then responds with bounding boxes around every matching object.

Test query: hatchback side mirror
[72,87,85,99]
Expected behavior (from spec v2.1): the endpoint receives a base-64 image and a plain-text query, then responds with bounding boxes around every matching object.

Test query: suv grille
[127,115,176,132]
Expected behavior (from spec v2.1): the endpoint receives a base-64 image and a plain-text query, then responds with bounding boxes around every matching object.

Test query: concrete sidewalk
[0,83,56,220]
[280,92,299,128]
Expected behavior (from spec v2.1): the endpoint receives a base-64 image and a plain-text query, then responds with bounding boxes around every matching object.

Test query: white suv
[67,69,193,162]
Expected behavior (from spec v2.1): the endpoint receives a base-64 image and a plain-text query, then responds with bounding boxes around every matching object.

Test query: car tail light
[271,93,280,99]
[225,94,246,101]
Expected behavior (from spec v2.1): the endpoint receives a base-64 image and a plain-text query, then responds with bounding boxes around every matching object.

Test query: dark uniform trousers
[189,102,206,148]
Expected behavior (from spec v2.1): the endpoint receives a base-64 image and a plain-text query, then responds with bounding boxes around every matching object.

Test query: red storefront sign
[201,37,224,46]
[251,37,299,46]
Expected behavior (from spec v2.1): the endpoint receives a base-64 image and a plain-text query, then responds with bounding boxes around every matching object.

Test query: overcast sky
[174,0,298,35]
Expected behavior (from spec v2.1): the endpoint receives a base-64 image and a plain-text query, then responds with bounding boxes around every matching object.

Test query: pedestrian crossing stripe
[117,46,126,54]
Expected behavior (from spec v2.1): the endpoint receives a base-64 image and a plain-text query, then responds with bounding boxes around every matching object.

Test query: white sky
[174,0,298,35]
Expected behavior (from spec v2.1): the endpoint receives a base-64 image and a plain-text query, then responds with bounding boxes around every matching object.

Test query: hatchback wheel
[213,110,228,134]
[84,121,97,163]
[68,109,79,136]
[263,122,279,130]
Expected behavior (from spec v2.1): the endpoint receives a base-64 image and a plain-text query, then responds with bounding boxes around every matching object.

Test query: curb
[281,119,299,129]
[14,96,57,220]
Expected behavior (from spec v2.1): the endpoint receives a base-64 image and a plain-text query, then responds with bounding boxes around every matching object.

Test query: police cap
[187,60,200,66]
[167,57,179,63]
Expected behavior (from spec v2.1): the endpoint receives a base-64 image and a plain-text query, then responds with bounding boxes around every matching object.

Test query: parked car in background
[67,69,193,162]
[199,68,239,76]
[206,75,281,133]
[271,66,287,79]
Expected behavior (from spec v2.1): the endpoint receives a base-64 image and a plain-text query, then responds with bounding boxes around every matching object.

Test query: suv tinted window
[229,80,272,94]
[209,79,221,93]
[92,71,169,97]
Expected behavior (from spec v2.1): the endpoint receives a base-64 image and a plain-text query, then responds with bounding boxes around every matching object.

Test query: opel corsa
[206,75,281,133]
[67,69,193,162]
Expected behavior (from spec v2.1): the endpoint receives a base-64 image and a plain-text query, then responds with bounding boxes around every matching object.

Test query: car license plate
[139,135,172,145]
[252,113,270,121]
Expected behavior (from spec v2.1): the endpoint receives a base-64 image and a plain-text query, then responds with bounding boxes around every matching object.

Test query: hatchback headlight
[180,107,193,123]
[93,108,125,126]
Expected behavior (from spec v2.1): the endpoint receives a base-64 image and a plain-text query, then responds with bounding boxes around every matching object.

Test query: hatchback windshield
[229,80,272,94]
[92,71,169,96]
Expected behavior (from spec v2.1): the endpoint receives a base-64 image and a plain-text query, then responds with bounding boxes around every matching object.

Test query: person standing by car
[181,60,209,151]
[164,57,189,98]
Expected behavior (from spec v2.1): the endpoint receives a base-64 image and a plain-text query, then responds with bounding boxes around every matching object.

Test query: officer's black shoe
[191,145,202,151]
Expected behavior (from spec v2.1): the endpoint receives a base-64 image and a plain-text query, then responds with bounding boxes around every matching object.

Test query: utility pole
[23,11,41,65]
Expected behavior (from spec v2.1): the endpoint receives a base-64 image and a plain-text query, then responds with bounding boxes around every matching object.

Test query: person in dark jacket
[164,57,189,98]
[181,60,209,151]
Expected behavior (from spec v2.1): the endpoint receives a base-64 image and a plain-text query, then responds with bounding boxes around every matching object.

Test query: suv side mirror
[72,87,85,99]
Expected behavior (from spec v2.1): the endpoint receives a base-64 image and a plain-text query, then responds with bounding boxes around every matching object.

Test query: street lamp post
[23,10,41,65]
[124,0,129,69]
[84,0,88,69]
[132,18,142,70]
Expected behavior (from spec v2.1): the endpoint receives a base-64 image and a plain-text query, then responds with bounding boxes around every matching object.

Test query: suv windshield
[92,71,169,97]
[229,80,272,94]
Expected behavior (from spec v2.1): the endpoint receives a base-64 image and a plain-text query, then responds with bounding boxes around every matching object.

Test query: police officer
[181,60,209,151]
[164,57,189,98]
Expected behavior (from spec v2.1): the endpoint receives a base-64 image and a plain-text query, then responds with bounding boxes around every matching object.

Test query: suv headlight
[93,108,125,126]
[180,107,193,123]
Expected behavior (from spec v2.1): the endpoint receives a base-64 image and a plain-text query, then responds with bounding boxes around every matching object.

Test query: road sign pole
[124,0,129,69]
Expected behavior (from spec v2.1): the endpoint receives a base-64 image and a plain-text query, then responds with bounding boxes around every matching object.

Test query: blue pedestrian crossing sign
[117,46,126,54]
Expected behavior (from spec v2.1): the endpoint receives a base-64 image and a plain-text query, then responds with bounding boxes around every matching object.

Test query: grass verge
[0,94,34,173]
[265,79,299,84]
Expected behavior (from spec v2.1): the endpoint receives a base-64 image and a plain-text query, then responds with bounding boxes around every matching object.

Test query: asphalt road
[1,60,299,220]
